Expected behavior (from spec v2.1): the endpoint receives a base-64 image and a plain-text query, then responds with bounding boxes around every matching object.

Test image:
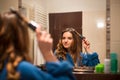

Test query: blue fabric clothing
[55,52,100,67]
[0,61,75,80]
[78,52,100,66]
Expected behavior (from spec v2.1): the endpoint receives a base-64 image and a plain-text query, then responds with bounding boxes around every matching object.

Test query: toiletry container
[110,52,118,73]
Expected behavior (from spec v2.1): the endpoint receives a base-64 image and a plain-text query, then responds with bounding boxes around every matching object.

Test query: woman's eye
[62,37,73,40]
[62,37,65,39]
[68,37,73,40]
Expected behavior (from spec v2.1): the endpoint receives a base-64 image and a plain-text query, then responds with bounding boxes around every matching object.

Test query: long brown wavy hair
[55,28,82,66]
[0,10,31,80]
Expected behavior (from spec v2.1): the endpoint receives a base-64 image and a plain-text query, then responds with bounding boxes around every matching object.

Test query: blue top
[0,61,75,80]
[56,52,100,67]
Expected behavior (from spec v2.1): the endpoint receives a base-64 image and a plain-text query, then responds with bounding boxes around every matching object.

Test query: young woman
[55,28,100,67]
[0,10,75,80]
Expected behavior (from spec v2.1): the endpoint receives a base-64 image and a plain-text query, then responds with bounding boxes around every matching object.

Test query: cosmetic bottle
[104,58,111,73]
[110,52,118,73]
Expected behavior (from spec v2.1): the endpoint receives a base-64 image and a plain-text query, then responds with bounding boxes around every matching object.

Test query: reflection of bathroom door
[49,12,82,51]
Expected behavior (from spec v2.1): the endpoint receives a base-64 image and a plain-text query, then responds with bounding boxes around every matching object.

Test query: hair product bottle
[110,52,118,73]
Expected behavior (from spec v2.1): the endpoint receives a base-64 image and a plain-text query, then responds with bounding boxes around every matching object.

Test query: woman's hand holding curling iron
[35,25,58,62]
[82,38,92,54]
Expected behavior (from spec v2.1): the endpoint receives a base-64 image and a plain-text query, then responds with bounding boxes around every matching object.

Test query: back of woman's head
[0,10,30,58]
[0,10,31,79]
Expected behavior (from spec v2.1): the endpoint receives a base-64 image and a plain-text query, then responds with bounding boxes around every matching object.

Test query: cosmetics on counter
[95,52,118,73]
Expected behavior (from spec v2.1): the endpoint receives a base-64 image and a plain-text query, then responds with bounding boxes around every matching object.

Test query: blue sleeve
[17,61,76,80]
[79,52,100,66]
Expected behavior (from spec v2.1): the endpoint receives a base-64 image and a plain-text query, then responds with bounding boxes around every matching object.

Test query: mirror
[44,0,106,64]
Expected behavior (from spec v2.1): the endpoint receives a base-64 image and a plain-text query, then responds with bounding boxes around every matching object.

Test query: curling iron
[71,28,85,40]
[10,8,38,31]
[74,30,85,40]
[73,29,90,46]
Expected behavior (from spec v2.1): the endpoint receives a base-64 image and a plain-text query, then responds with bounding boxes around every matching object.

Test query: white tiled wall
[0,0,18,12]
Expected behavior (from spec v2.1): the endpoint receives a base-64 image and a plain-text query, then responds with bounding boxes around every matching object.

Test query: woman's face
[62,32,74,49]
